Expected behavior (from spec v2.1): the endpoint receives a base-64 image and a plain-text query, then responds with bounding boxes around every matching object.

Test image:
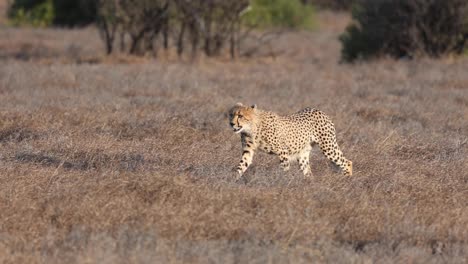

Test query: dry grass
[0,12,467,263]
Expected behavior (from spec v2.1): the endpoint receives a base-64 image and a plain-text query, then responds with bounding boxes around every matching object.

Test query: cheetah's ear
[251,104,257,109]
[236,102,244,107]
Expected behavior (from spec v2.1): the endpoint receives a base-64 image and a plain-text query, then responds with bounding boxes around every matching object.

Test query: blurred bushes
[172,0,249,58]
[243,0,315,29]
[96,0,316,58]
[8,0,316,58]
[96,0,171,55]
[303,0,354,11]
[340,0,468,62]
[9,0,54,27]
[51,0,97,27]
[8,0,96,27]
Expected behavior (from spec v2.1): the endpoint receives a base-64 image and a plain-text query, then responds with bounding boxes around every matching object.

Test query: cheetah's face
[228,103,257,134]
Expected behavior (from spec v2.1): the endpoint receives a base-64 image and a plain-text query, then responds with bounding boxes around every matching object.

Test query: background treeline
[7,0,347,28]
[8,0,316,58]
[7,0,468,61]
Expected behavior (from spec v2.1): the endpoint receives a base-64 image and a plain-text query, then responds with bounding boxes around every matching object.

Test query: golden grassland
[0,12,467,263]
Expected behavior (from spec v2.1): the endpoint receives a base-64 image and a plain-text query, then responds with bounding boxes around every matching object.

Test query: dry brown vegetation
[0,0,7,25]
[0,11,467,263]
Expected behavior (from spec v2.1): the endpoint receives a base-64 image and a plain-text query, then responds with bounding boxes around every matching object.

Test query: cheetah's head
[228,103,257,134]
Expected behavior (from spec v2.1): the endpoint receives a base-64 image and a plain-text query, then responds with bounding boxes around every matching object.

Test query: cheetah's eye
[238,114,243,119]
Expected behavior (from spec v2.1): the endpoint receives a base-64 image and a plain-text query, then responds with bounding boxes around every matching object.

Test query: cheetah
[228,103,352,177]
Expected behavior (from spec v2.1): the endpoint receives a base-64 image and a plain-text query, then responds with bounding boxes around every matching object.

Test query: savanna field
[0,11,468,263]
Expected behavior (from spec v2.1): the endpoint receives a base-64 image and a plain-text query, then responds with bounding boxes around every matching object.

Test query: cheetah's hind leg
[298,147,312,176]
[318,140,353,176]
[278,153,291,172]
[317,130,353,176]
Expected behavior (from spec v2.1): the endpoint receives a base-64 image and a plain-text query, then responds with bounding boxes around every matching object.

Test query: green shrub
[9,0,54,27]
[305,0,355,11]
[52,0,97,27]
[8,0,97,27]
[340,0,468,62]
[242,0,315,29]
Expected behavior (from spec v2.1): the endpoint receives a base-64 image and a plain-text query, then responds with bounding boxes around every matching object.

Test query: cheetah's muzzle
[232,127,243,133]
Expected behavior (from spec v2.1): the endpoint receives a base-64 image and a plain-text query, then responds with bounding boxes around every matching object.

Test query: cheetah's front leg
[236,148,255,177]
[236,138,256,177]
